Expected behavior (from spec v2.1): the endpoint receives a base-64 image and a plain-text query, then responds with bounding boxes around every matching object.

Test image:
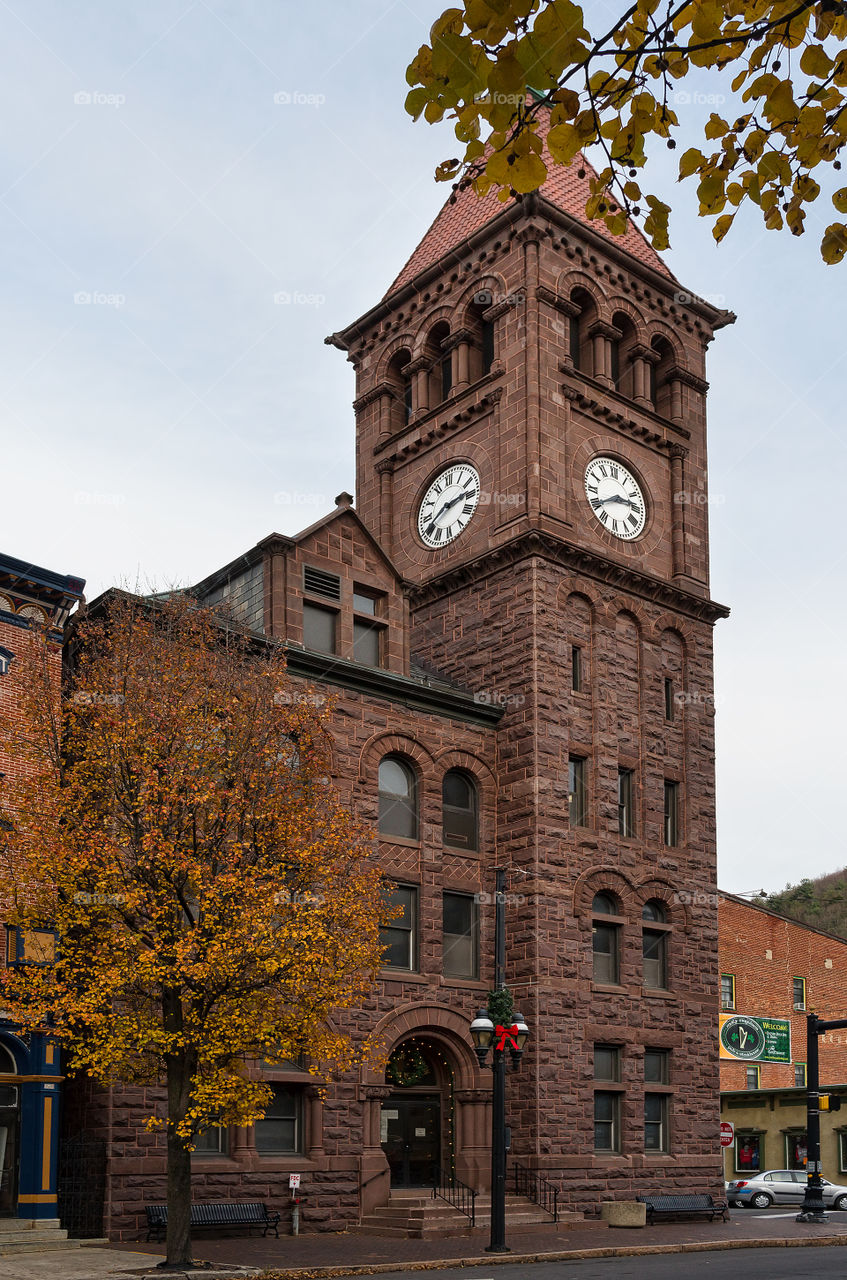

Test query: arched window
[426,321,452,405]
[592,892,622,984]
[378,756,418,840]
[0,1043,16,1073]
[642,900,670,989]
[442,769,478,850]
[386,349,413,430]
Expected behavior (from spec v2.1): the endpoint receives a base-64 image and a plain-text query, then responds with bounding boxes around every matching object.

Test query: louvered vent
[303,566,341,601]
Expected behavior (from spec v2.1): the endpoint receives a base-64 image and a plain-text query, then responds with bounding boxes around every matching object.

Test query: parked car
[727,1169,847,1209]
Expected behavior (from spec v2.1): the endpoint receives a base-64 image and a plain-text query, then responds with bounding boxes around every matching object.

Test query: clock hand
[425,492,464,535]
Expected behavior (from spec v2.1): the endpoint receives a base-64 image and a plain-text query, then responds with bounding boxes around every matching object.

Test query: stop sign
[720,1121,735,1148]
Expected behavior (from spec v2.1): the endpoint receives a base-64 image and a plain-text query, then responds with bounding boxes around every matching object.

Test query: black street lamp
[469,869,530,1254]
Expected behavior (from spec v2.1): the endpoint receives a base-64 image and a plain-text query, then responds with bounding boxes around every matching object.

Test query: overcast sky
[1,2,844,896]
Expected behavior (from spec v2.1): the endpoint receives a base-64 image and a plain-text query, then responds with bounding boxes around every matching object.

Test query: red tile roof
[387,112,676,296]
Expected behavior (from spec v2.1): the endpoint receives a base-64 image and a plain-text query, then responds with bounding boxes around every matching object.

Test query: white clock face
[417,463,481,549]
[584,456,646,540]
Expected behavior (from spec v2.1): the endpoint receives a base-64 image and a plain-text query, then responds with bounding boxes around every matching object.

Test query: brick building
[0,553,85,1223]
[70,113,736,1239]
[719,892,847,1183]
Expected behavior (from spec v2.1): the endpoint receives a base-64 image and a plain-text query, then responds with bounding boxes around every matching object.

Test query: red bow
[495,1023,519,1052]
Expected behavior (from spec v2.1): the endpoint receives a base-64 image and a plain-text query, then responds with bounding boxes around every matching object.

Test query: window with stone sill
[721,973,736,1010]
[591,892,622,986]
[378,756,418,841]
[193,1126,228,1156]
[379,883,418,972]
[255,1084,304,1155]
[644,1094,669,1153]
[642,901,669,990]
[594,1091,620,1153]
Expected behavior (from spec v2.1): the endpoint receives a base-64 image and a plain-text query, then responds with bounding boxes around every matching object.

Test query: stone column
[375,460,394,554]
[669,444,688,579]
[306,1086,325,1159]
[445,327,474,391]
[362,1085,392,1150]
[407,356,431,417]
[455,1088,490,1188]
[629,343,660,409]
[353,382,397,447]
[588,321,620,387]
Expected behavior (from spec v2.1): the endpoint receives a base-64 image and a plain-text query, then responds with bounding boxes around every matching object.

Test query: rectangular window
[642,930,667,990]
[786,1132,808,1170]
[644,1094,668,1152]
[481,319,495,374]
[353,590,378,615]
[664,677,674,721]
[303,603,336,655]
[193,1126,228,1155]
[255,1085,302,1154]
[793,977,807,1010]
[442,892,478,979]
[644,1049,669,1084]
[746,1065,761,1089]
[592,922,620,985]
[594,1044,621,1082]
[571,645,583,693]
[353,619,381,667]
[721,974,736,1010]
[795,1062,807,1088]
[569,756,588,827]
[594,1092,620,1152]
[379,884,417,971]
[663,780,680,847]
[840,1132,847,1173]
[618,768,635,838]
[735,1132,762,1173]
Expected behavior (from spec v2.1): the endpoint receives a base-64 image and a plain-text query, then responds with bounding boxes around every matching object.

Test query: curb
[252,1234,847,1279]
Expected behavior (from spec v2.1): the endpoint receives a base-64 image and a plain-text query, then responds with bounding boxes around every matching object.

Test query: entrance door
[0,1086,20,1217]
[381,1095,440,1187]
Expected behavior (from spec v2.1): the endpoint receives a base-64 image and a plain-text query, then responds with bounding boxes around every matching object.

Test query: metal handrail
[513,1162,559,1223]
[432,1166,477,1225]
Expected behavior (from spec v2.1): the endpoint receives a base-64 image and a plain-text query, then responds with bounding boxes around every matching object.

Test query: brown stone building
[70,117,736,1239]
[719,892,847,1183]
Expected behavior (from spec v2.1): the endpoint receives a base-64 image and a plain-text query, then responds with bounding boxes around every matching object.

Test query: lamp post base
[485,1246,511,1254]
[796,1209,829,1223]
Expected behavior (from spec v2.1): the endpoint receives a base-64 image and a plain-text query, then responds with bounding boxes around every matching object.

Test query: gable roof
[387,109,676,296]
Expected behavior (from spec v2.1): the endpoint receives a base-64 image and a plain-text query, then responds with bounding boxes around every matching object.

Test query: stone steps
[357,1191,573,1239]
[0,1219,82,1255]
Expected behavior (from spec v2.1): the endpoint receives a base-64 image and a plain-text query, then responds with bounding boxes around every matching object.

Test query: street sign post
[720,1121,734,1148]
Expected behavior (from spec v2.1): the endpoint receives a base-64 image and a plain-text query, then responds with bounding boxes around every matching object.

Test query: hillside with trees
[755,871,847,939]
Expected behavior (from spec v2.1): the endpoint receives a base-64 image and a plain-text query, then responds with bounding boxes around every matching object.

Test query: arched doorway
[0,1041,21,1216]
[381,1039,453,1188]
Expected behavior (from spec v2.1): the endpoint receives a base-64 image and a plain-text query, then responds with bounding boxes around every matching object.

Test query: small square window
[353,590,379,615]
[194,1126,228,1155]
[721,974,736,1010]
[442,892,478,979]
[594,1044,621,1081]
[380,885,418,971]
[793,977,806,1010]
[746,1065,761,1089]
[795,1062,807,1088]
[569,756,588,827]
[644,1049,669,1084]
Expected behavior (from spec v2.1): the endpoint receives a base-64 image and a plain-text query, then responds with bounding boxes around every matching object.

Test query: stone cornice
[668,366,710,394]
[630,343,661,365]
[588,320,621,342]
[482,297,522,322]
[406,355,432,374]
[536,284,580,317]
[374,388,503,463]
[408,531,730,625]
[559,381,690,449]
[443,327,474,351]
[283,645,504,726]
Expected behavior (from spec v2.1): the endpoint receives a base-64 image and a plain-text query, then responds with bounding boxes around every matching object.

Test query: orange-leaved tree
[0,593,387,1268]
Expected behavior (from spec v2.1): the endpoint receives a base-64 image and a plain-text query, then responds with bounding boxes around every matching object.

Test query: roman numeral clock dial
[584,457,647,541]
[417,463,481,549]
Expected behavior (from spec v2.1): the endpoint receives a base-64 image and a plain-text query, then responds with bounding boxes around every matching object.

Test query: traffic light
[820,1095,842,1112]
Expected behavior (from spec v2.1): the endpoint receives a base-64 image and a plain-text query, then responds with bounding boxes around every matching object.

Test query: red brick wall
[719,895,847,1090]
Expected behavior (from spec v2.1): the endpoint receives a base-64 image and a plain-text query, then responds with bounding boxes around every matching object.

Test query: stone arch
[605,294,648,332]
[451,273,510,322]
[411,306,455,360]
[636,877,692,933]
[0,1033,26,1074]
[642,321,686,366]
[375,332,417,383]
[554,269,607,317]
[358,731,435,785]
[362,1003,482,1089]
[433,749,496,853]
[572,865,636,920]
[652,613,695,662]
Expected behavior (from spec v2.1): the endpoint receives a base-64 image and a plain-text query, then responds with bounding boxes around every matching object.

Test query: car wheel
[833,1195,847,1211]
[751,1193,773,1209]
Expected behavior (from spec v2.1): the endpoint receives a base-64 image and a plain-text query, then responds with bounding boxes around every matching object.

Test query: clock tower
[328,109,732,1202]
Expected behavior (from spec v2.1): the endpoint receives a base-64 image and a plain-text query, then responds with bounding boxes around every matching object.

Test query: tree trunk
[163,1008,196,1268]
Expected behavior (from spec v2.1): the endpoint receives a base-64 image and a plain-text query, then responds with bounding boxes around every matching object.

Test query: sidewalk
[16,1211,845,1280]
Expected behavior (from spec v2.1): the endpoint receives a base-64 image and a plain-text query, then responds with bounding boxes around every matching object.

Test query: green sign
[719,1014,791,1063]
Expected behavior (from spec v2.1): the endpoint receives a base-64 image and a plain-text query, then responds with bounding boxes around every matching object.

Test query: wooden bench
[636,1193,729,1224]
[145,1201,281,1241]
